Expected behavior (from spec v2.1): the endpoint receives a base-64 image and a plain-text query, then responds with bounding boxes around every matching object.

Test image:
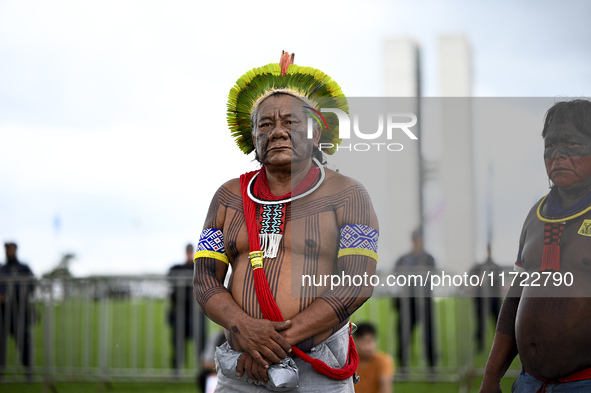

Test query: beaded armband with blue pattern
[193,228,229,265]
[338,224,379,263]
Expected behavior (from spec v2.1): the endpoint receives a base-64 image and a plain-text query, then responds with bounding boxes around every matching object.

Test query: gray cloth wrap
[215,342,299,391]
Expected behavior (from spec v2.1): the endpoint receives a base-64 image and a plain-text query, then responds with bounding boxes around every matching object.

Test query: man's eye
[259,122,271,128]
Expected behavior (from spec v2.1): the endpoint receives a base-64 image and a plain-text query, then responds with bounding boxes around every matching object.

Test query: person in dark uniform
[469,244,502,352]
[0,242,35,380]
[392,228,436,372]
[167,243,205,373]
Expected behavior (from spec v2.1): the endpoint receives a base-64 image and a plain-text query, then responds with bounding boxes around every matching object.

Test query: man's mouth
[551,167,572,174]
[268,146,291,152]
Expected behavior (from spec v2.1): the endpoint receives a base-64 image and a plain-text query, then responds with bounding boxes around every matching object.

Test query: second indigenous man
[480,99,591,392]
[193,52,379,392]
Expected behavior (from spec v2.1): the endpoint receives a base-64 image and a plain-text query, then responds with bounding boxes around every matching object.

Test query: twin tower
[383,35,474,278]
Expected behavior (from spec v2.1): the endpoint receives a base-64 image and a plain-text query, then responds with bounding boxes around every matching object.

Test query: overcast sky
[1,0,590,276]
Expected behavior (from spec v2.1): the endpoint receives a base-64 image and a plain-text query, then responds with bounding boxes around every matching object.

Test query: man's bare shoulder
[206,178,245,204]
[322,168,369,195]
[214,178,244,207]
[513,196,546,246]
[321,168,378,228]
[523,196,546,227]
[217,178,241,196]
[203,178,243,229]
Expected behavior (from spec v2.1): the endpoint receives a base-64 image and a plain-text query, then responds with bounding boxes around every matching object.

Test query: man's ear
[312,124,322,148]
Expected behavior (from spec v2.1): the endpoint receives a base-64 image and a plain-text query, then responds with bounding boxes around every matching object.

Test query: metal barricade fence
[0,275,209,383]
[0,275,520,385]
[350,267,522,386]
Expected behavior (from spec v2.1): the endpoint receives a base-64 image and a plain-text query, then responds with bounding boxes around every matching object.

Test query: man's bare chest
[222,205,340,263]
[522,215,591,275]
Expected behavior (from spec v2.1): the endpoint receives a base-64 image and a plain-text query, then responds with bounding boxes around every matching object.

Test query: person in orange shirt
[354,323,395,393]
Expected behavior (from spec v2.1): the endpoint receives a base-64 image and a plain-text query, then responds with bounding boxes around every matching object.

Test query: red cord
[239,168,359,380]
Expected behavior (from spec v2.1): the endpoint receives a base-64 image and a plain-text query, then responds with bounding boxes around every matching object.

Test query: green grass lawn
[0,382,199,393]
[351,297,521,390]
[351,297,522,371]
[4,296,208,382]
[2,295,520,392]
[0,378,516,393]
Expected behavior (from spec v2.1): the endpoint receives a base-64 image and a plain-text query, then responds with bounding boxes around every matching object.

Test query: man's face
[186,247,194,262]
[544,120,591,192]
[5,245,16,260]
[412,235,424,252]
[252,94,320,167]
[354,333,376,361]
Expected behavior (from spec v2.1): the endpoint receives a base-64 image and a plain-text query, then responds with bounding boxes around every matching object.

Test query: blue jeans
[512,370,591,392]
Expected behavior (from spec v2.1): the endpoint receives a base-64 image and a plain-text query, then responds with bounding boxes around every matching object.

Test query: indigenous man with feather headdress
[193,52,379,392]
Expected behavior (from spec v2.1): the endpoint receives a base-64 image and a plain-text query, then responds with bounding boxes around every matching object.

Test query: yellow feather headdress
[227,51,349,155]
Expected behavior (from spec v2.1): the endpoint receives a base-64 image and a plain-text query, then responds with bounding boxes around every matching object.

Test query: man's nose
[269,123,289,139]
[551,145,569,159]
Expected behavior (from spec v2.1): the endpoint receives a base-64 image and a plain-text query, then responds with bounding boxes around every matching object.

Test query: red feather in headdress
[280,50,295,77]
